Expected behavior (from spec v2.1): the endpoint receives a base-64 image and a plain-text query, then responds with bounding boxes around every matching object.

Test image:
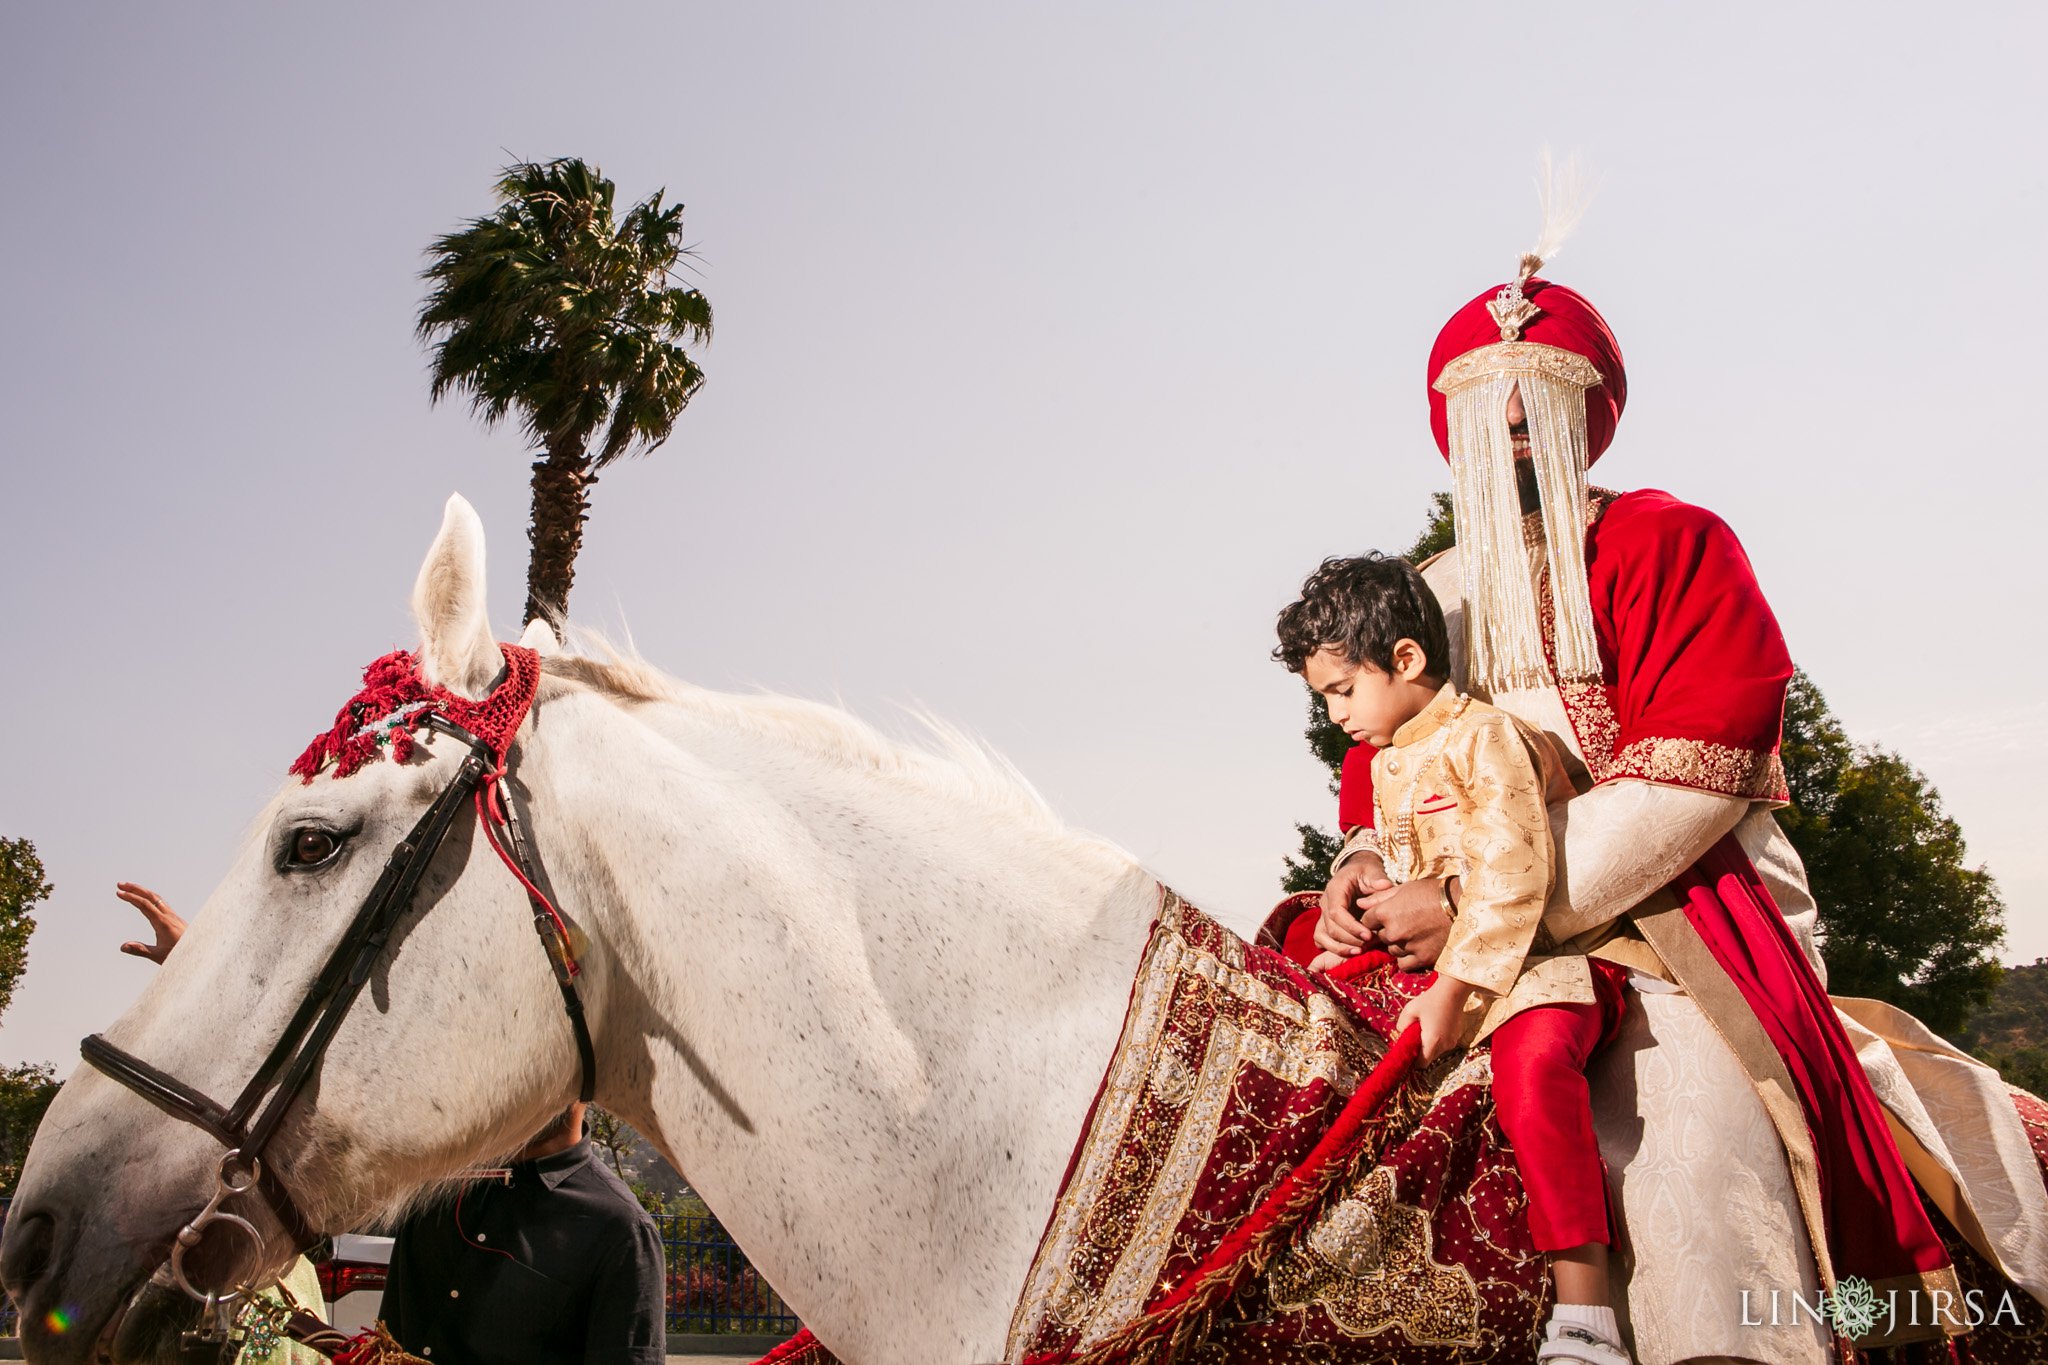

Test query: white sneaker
[1535,1318,1633,1365]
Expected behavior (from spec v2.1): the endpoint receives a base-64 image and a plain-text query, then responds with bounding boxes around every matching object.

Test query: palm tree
[418,157,713,625]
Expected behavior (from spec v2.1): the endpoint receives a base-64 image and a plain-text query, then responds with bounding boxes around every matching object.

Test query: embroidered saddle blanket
[1001,891,1549,1362]
[752,894,2048,1365]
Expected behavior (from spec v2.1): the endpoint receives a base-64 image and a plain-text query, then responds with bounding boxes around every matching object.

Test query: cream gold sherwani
[1372,684,1657,1044]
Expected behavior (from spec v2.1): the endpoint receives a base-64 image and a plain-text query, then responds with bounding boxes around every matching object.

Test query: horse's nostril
[0,1209,57,1298]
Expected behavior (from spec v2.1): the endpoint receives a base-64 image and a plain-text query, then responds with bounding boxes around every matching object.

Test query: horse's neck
[553,697,1159,1363]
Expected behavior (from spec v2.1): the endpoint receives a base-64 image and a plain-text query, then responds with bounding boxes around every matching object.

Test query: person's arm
[1429,714,1554,999]
[1362,777,1749,968]
[583,1214,668,1365]
[1330,825,1383,874]
[1541,780,1748,940]
[1369,499,1794,969]
[1315,745,1391,959]
[1535,498,1791,939]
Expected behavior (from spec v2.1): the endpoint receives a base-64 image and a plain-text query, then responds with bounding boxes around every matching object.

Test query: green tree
[1777,672,2004,1035]
[0,1062,58,1196]
[1404,490,1456,564]
[587,1104,637,1182]
[0,837,51,1022]
[1958,959,2048,1096]
[418,157,714,625]
[0,840,55,1195]
[1281,825,1345,896]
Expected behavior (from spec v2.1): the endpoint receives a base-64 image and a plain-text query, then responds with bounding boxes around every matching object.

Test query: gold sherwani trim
[1330,824,1382,874]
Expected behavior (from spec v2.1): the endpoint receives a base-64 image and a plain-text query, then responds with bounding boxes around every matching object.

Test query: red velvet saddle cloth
[761,892,1552,1363]
[753,894,2048,1365]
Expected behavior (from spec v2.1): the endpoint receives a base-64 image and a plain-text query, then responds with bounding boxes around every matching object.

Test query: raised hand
[115,882,186,964]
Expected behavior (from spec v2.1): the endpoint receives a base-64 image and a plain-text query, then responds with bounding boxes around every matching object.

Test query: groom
[1280,246,1958,1352]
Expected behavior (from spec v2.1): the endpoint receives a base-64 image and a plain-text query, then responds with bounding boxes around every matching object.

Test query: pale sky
[3,2,2045,1070]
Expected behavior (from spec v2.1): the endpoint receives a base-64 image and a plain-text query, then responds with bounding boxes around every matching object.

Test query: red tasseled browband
[289,644,541,783]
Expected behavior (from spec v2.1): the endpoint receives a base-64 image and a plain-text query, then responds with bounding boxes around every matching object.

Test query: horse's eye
[289,829,341,866]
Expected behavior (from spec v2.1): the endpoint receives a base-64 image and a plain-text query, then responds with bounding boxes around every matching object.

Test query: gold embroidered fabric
[1608,735,1790,802]
[1006,892,1390,1354]
[1266,1165,1486,1345]
[1537,493,1790,806]
[1330,824,1382,873]
[1430,341,1604,394]
[1008,891,1554,1362]
[1371,685,1598,1041]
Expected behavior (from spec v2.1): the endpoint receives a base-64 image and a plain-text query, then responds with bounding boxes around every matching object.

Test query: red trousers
[1488,958,1631,1252]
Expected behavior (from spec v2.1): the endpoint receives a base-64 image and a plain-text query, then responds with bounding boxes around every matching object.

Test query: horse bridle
[79,692,597,1309]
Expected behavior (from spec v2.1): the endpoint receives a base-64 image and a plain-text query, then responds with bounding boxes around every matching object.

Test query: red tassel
[290,647,541,784]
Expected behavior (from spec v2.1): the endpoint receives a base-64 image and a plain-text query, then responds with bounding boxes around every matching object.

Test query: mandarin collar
[1388,683,1466,749]
[519,1137,594,1190]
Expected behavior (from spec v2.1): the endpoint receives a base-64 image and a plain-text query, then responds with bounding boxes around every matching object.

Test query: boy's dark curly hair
[1273,553,1450,679]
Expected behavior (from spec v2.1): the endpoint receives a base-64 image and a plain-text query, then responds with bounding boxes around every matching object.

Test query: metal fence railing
[655,1210,800,1335]
[0,1198,798,1341]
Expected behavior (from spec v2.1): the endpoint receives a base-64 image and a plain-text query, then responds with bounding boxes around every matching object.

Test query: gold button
[450,1289,460,1299]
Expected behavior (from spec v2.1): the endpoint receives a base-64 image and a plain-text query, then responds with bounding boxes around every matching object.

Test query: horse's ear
[412,495,502,699]
[518,618,561,657]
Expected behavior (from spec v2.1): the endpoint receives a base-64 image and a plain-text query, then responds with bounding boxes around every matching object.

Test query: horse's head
[2,497,602,1362]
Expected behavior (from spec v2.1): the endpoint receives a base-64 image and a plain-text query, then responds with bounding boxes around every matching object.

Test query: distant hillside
[1961,959,2048,1097]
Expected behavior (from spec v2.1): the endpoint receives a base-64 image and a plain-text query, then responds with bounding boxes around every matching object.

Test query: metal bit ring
[168,1152,267,1306]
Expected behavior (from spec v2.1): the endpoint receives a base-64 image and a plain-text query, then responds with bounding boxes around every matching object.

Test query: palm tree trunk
[525,435,595,625]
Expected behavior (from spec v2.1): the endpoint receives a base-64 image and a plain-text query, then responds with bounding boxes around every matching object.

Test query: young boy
[1274,553,1635,1365]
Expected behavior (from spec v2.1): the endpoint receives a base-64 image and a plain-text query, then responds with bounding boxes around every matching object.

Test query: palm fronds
[417,157,712,471]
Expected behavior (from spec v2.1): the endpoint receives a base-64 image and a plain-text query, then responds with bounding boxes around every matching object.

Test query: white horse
[10,497,2042,1365]
[4,496,1159,1364]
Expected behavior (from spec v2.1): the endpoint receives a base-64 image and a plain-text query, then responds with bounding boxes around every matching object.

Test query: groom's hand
[1358,878,1453,972]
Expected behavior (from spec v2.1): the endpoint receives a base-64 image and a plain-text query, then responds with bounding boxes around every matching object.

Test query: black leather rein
[80,714,597,1269]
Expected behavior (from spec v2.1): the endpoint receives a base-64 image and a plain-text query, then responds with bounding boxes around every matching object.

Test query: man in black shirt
[381,1103,667,1365]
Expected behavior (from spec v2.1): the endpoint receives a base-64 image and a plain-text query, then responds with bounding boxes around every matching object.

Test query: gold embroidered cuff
[1605,736,1789,803]
[1331,826,1383,873]
[1434,937,1520,1001]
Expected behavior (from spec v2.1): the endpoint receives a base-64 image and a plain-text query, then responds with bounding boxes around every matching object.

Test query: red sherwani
[1314,488,1953,1301]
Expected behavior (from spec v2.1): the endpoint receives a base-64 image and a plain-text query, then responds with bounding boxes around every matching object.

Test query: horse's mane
[539,638,1093,847]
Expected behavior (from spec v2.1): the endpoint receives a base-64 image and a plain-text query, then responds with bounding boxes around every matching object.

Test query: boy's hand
[1317,857,1392,959]
[1392,975,1476,1064]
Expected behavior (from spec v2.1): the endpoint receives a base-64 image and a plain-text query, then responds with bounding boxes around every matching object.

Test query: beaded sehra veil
[1431,155,1606,694]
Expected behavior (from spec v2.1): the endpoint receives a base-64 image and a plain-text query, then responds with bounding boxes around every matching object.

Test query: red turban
[1426,279,1628,464]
